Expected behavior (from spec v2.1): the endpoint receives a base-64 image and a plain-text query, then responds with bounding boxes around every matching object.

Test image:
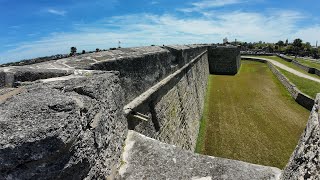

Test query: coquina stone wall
[281,94,320,179]
[124,49,209,151]
[0,71,5,87]
[0,45,241,179]
[0,71,128,180]
[292,60,316,74]
[0,68,74,88]
[315,68,320,76]
[242,57,314,110]
[277,54,293,62]
[2,45,320,179]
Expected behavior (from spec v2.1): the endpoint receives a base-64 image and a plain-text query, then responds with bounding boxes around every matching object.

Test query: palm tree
[70,47,77,56]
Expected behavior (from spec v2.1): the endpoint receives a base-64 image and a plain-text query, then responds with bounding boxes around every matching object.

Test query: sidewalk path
[242,56,320,83]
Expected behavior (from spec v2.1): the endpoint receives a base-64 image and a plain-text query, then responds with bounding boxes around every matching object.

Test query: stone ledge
[0,67,74,88]
[123,50,208,116]
[281,94,320,179]
[116,130,281,180]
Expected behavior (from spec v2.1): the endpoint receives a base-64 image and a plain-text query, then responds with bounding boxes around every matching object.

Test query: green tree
[293,39,302,47]
[304,42,311,50]
[285,45,294,54]
[267,45,274,53]
[70,47,77,56]
[248,43,254,49]
[293,38,303,58]
[277,40,284,47]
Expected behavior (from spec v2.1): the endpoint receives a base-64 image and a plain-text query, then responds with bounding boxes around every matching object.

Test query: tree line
[235,39,319,59]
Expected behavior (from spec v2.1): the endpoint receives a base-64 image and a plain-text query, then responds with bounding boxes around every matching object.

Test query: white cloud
[178,0,245,12]
[193,0,244,9]
[47,9,66,16]
[150,1,159,5]
[0,9,318,62]
[8,25,21,29]
[293,25,320,44]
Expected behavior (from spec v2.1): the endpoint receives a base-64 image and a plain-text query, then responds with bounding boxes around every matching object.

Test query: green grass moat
[196,61,310,169]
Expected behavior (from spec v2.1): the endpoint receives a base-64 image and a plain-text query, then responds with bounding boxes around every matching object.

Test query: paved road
[242,56,320,83]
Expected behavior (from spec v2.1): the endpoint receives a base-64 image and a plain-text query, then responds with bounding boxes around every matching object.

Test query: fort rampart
[0,45,319,179]
[0,45,240,179]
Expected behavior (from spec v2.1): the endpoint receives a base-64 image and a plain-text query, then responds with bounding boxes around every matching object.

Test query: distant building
[223,37,228,44]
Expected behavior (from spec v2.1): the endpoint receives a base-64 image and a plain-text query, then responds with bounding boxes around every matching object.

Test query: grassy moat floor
[252,56,320,98]
[196,61,310,169]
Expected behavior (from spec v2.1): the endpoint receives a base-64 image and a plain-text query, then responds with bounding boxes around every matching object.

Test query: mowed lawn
[294,57,320,70]
[196,61,310,169]
[278,68,320,98]
[258,56,320,80]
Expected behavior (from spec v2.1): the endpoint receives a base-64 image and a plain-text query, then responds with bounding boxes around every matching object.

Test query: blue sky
[0,0,320,63]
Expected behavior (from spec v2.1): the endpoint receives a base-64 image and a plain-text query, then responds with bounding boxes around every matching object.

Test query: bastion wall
[208,46,241,75]
[0,45,240,179]
[1,45,319,179]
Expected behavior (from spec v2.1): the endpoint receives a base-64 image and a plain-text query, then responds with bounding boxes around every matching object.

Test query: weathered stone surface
[0,45,213,179]
[125,50,209,151]
[0,67,74,88]
[0,71,127,179]
[164,44,208,68]
[316,68,320,76]
[3,44,308,179]
[116,131,282,180]
[208,46,241,75]
[89,46,176,103]
[281,94,320,179]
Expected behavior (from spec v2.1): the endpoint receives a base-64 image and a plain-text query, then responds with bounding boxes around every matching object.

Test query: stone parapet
[281,94,320,179]
[117,131,281,180]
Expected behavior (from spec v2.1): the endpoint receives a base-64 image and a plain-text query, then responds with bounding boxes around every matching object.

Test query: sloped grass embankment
[196,61,310,169]
[258,56,320,79]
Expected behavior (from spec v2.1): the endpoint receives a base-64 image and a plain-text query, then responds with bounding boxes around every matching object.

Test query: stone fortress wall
[0,45,318,179]
[281,94,320,179]
[0,45,240,179]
